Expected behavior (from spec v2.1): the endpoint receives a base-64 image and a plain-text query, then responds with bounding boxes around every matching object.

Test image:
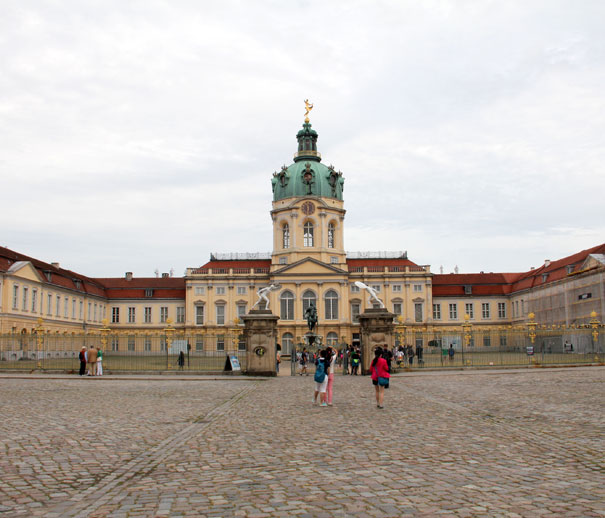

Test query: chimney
[544,259,551,268]
[162,272,169,278]
[51,262,60,269]
[125,272,133,281]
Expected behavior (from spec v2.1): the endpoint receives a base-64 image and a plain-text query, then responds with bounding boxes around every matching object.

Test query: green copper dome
[272,122,344,201]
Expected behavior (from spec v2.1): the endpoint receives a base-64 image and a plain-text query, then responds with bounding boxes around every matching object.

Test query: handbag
[378,377,389,386]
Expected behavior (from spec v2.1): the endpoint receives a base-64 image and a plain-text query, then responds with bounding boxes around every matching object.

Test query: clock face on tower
[301,201,315,215]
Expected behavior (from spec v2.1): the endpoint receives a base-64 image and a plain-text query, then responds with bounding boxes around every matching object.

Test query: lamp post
[462,314,472,366]
[590,311,600,361]
[164,318,174,369]
[35,318,44,370]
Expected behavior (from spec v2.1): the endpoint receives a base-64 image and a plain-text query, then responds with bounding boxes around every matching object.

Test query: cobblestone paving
[0,368,603,517]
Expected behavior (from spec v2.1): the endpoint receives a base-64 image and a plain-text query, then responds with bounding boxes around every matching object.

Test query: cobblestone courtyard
[0,368,603,517]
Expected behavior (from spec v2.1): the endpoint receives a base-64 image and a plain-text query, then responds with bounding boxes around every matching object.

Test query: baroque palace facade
[1,116,604,354]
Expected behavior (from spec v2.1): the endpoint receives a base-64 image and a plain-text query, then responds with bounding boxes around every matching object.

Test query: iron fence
[0,332,247,373]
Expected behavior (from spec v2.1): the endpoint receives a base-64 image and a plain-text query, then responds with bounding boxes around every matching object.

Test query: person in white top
[326,346,338,406]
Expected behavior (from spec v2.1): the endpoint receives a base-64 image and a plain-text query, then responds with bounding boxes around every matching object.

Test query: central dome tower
[270,107,346,269]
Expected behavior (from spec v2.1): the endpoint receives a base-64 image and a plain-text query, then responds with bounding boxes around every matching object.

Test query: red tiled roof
[96,278,185,289]
[432,273,520,297]
[510,243,605,292]
[0,246,106,297]
[104,288,186,299]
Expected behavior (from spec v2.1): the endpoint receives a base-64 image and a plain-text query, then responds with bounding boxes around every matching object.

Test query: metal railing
[0,332,247,373]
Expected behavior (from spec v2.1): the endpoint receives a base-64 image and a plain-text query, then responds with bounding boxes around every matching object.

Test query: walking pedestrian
[177,350,185,370]
[300,347,309,376]
[313,349,329,406]
[96,348,103,376]
[408,345,414,366]
[350,348,361,375]
[326,346,337,406]
[78,346,87,376]
[371,346,390,409]
[448,344,455,361]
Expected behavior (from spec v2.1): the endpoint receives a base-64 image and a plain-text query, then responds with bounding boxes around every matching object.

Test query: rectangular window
[465,303,474,319]
[72,298,76,318]
[128,336,135,351]
[433,303,441,320]
[449,303,458,320]
[79,300,83,319]
[330,256,338,264]
[236,286,247,295]
[12,285,19,310]
[414,303,423,322]
[194,287,205,295]
[392,284,402,292]
[499,335,507,347]
[413,284,422,292]
[32,289,38,313]
[48,294,53,315]
[160,307,168,323]
[215,287,226,295]
[112,307,120,323]
[196,305,204,325]
[88,302,91,320]
[351,284,360,293]
[216,334,225,351]
[498,302,506,319]
[94,303,98,321]
[176,306,185,323]
[144,307,152,323]
[145,288,153,297]
[64,298,68,318]
[482,303,490,319]
[237,304,246,321]
[393,302,402,315]
[195,336,204,351]
[111,337,119,351]
[351,303,360,323]
[22,287,28,310]
[128,307,136,323]
[371,284,381,292]
[216,305,225,325]
[144,338,152,351]
[483,335,491,347]
[279,257,288,265]
[464,285,472,295]
[56,295,61,316]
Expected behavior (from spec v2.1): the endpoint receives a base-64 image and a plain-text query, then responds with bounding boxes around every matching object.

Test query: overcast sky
[1,0,604,278]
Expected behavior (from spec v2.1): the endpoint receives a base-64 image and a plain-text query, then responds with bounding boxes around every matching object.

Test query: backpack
[314,360,326,383]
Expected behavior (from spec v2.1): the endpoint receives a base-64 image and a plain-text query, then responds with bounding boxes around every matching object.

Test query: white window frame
[449,303,458,320]
[433,303,441,320]
[160,306,168,323]
[215,304,225,326]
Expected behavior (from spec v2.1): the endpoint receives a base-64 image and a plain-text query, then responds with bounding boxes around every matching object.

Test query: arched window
[327,223,335,248]
[326,332,338,346]
[280,291,294,320]
[303,221,314,247]
[302,290,317,315]
[282,223,290,249]
[282,332,294,355]
[325,290,339,320]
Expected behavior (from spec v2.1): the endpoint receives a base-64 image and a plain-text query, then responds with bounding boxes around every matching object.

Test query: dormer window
[566,265,574,274]
[464,285,472,295]
[542,274,549,283]
[145,289,154,297]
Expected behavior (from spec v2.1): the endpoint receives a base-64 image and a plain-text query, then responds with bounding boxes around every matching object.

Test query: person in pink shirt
[370,346,390,409]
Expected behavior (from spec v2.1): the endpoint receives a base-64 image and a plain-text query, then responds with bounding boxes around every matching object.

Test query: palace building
[1,114,604,354]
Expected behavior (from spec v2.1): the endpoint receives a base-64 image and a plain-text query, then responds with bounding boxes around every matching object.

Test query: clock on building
[301,201,315,215]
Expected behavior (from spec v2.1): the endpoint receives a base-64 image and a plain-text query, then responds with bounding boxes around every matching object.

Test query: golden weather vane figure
[304,99,314,123]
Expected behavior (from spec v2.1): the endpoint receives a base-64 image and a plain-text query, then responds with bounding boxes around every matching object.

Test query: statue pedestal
[358,308,395,375]
[241,310,280,377]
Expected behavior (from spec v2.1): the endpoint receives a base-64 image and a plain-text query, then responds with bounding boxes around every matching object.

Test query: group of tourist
[78,345,103,376]
[306,344,392,409]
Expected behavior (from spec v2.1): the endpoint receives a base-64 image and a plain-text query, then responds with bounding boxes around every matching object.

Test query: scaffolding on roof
[346,251,408,259]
